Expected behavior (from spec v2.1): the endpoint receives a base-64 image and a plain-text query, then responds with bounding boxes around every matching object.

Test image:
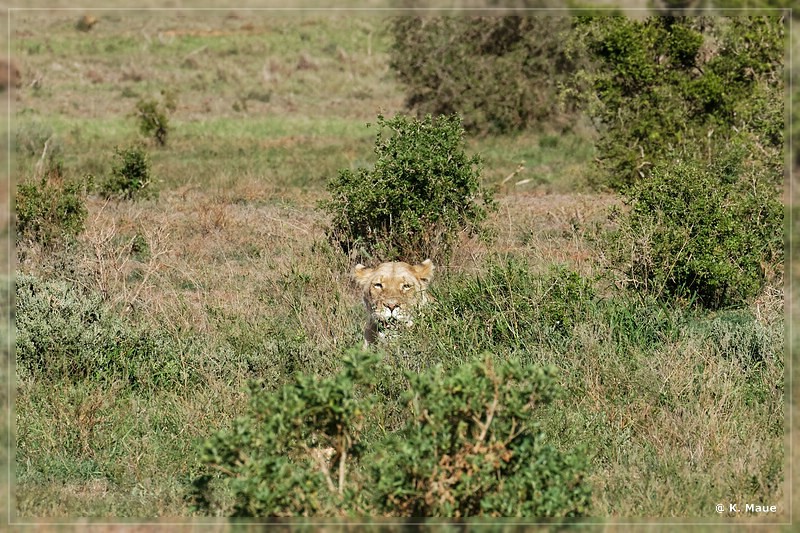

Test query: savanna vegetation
[7,4,789,527]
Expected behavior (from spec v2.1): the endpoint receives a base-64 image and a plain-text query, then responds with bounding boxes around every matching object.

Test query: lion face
[352,259,434,346]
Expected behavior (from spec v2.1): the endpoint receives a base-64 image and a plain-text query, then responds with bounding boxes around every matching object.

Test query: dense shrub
[602,144,783,309]
[15,274,194,390]
[698,309,782,367]
[194,351,378,516]
[134,90,175,146]
[573,16,784,190]
[573,16,784,308]
[15,160,87,248]
[322,113,494,264]
[193,352,590,517]
[100,145,155,200]
[371,354,591,517]
[389,16,580,135]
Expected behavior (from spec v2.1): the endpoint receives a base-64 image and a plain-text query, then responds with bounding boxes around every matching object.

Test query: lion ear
[352,264,373,286]
[414,259,434,284]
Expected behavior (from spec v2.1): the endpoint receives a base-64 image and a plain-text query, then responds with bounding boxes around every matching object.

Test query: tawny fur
[352,259,434,348]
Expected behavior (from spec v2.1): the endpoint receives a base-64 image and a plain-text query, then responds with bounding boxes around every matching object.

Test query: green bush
[573,16,784,190]
[389,16,581,135]
[15,160,87,248]
[322,113,494,264]
[15,273,194,390]
[101,145,155,200]
[193,352,590,517]
[573,17,784,308]
[603,146,783,309]
[371,354,591,517]
[134,90,175,146]
[195,351,378,516]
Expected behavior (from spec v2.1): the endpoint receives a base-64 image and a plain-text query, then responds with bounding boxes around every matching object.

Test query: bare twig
[337,433,349,495]
[33,136,52,180]
[501,162,526,186]
[307,444,337,493]
[477,395,498,443]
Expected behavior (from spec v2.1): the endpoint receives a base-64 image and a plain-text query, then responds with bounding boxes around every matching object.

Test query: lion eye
[402,283,413,291]
[373,282,383,289]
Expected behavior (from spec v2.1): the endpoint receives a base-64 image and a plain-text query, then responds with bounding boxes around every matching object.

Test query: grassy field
[8,8,787,526]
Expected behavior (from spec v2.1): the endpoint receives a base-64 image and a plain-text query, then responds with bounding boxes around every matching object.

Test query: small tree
[322,113,494,264]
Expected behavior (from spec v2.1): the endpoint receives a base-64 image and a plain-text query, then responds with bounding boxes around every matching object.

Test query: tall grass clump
[383,258,686,373]
[415,259,597,354]
[322,113,494,264]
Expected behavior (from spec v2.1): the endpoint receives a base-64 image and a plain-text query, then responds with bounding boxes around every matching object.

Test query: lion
[352,259,434,348]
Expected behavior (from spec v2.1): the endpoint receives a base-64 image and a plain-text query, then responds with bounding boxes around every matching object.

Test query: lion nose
[386,302,397,312]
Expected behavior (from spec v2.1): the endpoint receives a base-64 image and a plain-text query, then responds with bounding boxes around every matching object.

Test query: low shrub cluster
[16,142,156,266]
[394,258,684,367]
[192,352,591,517]
[15,274,196,391]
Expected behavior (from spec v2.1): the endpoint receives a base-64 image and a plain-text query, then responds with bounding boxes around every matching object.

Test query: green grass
[11,10,786,523]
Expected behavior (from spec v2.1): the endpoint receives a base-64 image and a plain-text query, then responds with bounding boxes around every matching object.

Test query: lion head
[352,259,434,346]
